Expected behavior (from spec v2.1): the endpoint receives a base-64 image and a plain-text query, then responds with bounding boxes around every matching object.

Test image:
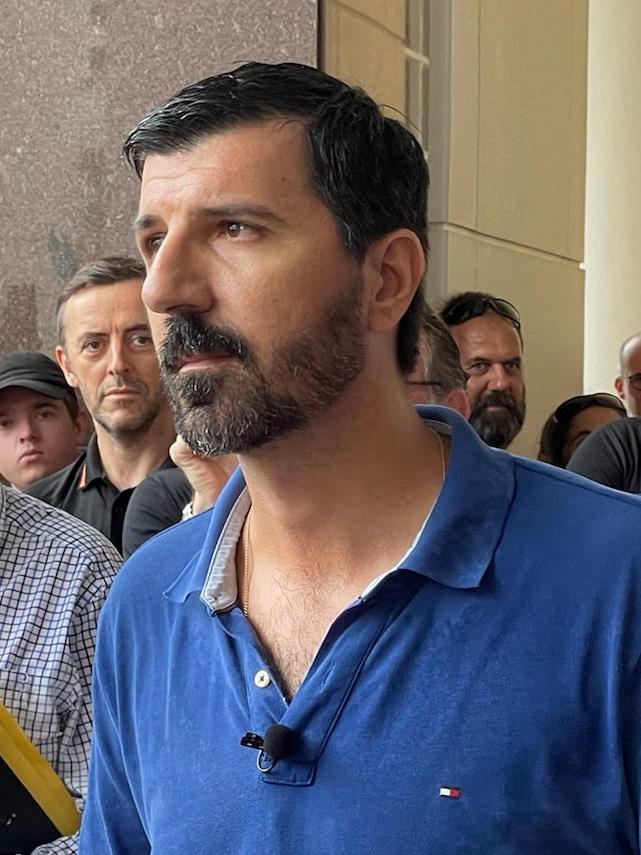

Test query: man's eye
[224,222,252,238]
[81,340,101,352]
[0,420,10,430]
[131,335,152,347]
[145,235,165,256]
[504,362,521,375]
[468,363,489,375]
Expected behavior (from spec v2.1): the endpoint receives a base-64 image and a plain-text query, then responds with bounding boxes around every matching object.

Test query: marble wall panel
[0,0,318,353]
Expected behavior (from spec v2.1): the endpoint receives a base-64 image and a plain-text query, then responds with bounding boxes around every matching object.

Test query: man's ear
[442,388,471,420]
[364,230,426,335]
[614,376,625,400]
[55,346,80,390]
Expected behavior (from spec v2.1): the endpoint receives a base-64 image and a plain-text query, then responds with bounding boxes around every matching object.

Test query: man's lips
[176,353,233,373]
[19,448,43,463]
[103,387,140,399]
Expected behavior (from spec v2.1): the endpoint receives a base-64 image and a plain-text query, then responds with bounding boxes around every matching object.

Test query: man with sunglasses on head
[441,292,525,448]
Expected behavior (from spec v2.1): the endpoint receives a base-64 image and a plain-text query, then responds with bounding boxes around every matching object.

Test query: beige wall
[584,1,641,394]
[427,0,588,457]
[321,0,589,458]
[321,0,407,117]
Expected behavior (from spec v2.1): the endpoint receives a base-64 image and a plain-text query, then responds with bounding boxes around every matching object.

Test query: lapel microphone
[241,724,298,772]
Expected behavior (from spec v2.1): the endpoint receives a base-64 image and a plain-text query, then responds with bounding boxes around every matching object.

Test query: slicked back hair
[56,256,146,345]
[123,61,429,373]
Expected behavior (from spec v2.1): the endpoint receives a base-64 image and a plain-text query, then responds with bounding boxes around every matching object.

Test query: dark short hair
[440,291,523,344]
[123,61,429,373]
[421,307,467,394]
[56,256,146,344]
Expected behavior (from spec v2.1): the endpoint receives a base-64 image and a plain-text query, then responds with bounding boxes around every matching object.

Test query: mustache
[159,314,250,374]
[472,390,522,416]
[99,379,145,399]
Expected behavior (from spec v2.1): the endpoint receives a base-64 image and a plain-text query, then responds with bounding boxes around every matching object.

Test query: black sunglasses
[553,393,626,425]
[627,373,641,392]
[442,296,521,331]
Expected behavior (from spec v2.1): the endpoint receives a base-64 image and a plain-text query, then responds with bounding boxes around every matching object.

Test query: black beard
[469,390,526,449]
[158,283,365,456]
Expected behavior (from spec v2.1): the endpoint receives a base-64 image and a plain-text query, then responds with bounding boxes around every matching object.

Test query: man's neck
[238,384,447,590]
[94,414,175,492]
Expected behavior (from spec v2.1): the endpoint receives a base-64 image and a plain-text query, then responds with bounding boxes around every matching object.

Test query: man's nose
[142,234,213,318]
[18,416,38,442]
[486,364,510,392]
[106,339,129,376]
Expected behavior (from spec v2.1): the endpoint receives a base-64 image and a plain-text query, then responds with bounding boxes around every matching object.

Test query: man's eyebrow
[133,214,158,233]
[465,355,521,364]
[133,204,287,232]
[76,330,107,341]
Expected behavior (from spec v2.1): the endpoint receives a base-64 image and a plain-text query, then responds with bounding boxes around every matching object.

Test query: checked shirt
[0,486,121,853]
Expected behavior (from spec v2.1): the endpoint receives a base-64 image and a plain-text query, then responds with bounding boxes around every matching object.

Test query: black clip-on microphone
[241,724,297,772]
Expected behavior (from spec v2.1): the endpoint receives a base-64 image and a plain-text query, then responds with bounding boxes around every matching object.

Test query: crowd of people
[2,61,641,854]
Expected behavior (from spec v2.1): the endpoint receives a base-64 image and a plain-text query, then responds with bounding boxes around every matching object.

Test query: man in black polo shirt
[28,257,176,552]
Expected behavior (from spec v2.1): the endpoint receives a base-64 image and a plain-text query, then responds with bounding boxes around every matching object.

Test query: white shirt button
[254,670,271,688]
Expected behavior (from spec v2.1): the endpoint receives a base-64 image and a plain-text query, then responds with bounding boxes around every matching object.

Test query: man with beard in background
[441,292,525,448]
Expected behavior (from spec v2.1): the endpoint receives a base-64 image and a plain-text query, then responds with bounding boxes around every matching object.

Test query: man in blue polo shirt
[81,63,641,854]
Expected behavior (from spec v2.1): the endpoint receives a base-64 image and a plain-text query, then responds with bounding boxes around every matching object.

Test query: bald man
[615,332,641,416]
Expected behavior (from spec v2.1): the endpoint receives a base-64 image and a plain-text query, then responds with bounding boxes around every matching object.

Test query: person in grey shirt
[567,415,641,492]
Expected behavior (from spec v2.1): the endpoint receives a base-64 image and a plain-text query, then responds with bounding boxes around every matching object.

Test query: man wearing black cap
[0,352,85,491]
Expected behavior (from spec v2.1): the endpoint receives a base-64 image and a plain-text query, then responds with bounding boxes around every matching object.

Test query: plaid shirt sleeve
[0,488,121,855]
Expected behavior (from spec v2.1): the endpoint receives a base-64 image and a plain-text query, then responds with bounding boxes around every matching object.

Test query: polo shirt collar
[81,434,104,488]
[163,407,516,604]
[81,434,175,490]
[401,406,515,587]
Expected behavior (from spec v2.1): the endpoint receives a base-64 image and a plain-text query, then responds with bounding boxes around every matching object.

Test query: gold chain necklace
[240,428,446,617]
[432,427,446,485]
[242,505,252,617]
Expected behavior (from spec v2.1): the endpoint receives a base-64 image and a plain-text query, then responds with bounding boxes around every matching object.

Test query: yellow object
[0,700,80,835]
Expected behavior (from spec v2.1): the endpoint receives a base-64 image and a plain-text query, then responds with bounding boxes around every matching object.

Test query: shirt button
[254,670,271,688]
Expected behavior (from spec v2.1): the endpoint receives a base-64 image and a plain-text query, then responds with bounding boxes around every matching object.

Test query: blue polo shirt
[80,408,641,854]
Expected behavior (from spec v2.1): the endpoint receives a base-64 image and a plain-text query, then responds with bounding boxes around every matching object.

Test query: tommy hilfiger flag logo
[439,786,461,799]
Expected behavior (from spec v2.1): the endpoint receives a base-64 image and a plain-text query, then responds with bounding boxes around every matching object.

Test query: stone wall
[0,0,318,353]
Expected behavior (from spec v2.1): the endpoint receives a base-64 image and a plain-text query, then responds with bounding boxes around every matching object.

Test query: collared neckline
[81,434,104,489]
[163,407,516,605]
[81,434,174,491]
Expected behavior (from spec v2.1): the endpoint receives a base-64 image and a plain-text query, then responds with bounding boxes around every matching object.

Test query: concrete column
[321,0,407,116]
[427,0,588,456]
[584,1,641,392]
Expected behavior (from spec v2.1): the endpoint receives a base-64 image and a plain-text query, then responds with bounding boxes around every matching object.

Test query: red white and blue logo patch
[439,786,461,799]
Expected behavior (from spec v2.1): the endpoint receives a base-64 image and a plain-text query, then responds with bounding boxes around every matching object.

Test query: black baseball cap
[0,352,75,400]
